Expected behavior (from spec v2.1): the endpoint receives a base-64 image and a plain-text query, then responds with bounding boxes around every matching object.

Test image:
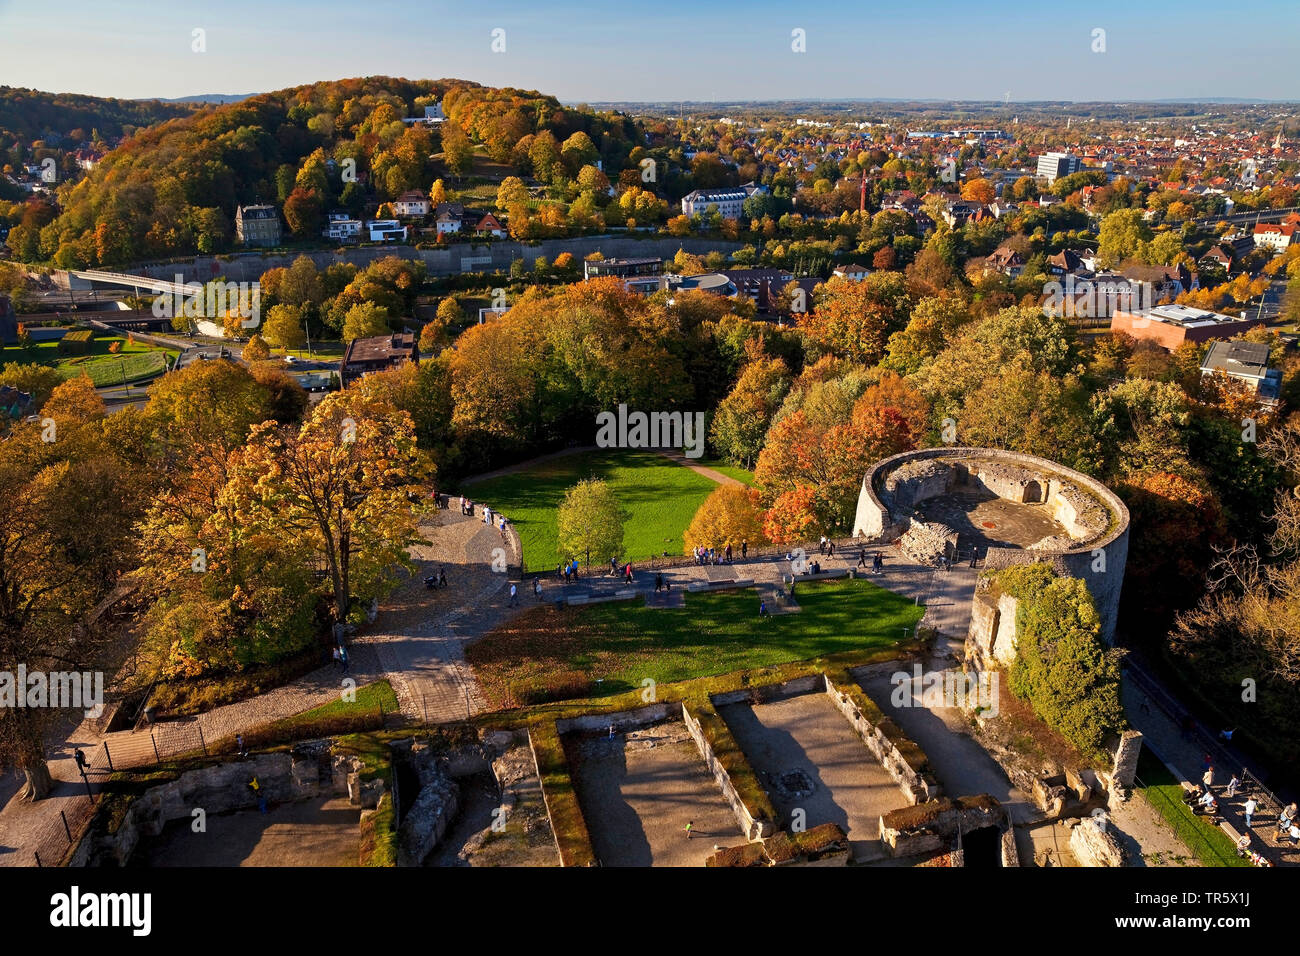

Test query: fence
[1133,770,1244,867]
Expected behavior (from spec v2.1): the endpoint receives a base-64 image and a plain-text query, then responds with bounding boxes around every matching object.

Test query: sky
[1,0,1298,104]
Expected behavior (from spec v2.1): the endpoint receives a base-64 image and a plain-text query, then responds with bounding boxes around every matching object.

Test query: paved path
[652,448,744,487]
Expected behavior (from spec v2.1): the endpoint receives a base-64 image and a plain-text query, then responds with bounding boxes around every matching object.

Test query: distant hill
[19,76,641,268]
[148,94,256,105]
[0,86,197,142]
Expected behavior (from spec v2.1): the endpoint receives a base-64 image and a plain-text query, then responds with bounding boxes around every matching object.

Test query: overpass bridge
[61,269,193,296]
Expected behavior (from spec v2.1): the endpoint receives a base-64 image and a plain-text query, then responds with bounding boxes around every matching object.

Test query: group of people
[817,536,836,558]
[331,644,350,672]
[558,558,581,584]
[693,542,740,565]
[855,548,886,574]
[1187,760,1300,864]
[458,495,475,517]
[424,566,448,589]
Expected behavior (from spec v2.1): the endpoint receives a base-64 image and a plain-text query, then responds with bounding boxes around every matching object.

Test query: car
[284,355,296,364]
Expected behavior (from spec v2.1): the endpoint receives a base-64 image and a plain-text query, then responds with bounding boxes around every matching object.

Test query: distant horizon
[1,0,1298,103]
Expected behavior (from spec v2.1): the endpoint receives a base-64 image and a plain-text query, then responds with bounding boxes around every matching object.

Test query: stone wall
[966,590,1021,670]
[70,746,374,866]
[103,236,743,286]
[1067,816,1127,866]
[823,675,940,804]
[856,447,1129,645]
[878,795,1010,859]
[681,702,774,840]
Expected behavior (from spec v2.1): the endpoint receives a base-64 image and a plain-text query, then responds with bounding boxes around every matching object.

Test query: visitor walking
[438,567,447,588]
[338,645,349,673]
[725,543,732,563]
[1226,774,1241,798]
[624,563,633,584]
[534,578,542,601]
[819,535,827,555]
[1202,766,1215,791]
[509,583,519,606]
[872,551,883,575]
[655,572,664,593]
[1244,797,1258,828]
[759,599,769,618]
[827,540,834,558]
[741,540,747,560]
[857,548,867,568]
[332,646,341,670]
[685,821,693,840]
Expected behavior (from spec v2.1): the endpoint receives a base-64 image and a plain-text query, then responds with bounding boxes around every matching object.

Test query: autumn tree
[709,355,791,468]
[342,301,392,343]
[262,304,308,352]
[238,391,431,625]
[0,381,134,799]
[684,485,768,552]
[557,479,626,567]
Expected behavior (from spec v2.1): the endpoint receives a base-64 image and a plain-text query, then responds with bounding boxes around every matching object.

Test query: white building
[1253,223,1296,253]
[366,219,407,242]
[681,182,766,219]
[1036,152,1082,185]
[324,213,362,242]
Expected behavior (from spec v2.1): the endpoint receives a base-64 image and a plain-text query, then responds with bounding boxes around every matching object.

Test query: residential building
[393,191,431,217]
[235,204,281,247]
[1199,339,1281,402]
[1253,223,1296,253]
[1036,151,1082,185]
[434,202,466,235]
[323,212,362,242]
[985,244,1025,278]
[402,103,446,126]
[1110,304,1259,351]
[832,263,871,281]
[680,182,766,218]
[365,219,407,242]
[339,332,419,386]
[474,213,507,238]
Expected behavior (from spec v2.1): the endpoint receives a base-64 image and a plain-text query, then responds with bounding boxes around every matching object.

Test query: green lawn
[1135,750,1250,867]
[464,449,719,569]
[3,337,176,386]
[695,456,756,486]
[468,577,925,709]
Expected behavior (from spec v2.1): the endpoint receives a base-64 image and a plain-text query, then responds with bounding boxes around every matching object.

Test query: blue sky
[1,0,1297,103]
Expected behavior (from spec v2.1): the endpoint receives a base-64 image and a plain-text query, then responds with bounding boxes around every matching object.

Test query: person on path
[1244,797,1258,828]
[332,646,341,670]
[819,536,827,555]
[509,583,519,606]
[872,551,883,574]
[827,540,835,558]
[725,543,732,563]
[1202,766,1214,791]
[438,567,447,588]
[236,734,247,758]
[534,578,542,601]
[741,540,747,560]
[858,548,868,568]
[685,821,693,840]
[759,599,769,618]
[1226,774,1241,798]
[655,572,664,593]
[624,563,633,584]
[338,645,349,673]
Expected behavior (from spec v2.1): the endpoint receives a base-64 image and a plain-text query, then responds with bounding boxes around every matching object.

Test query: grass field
[3,337,175,386]
[467,577,925,709]
[1135,750,1251,867]
[464,449,719,569]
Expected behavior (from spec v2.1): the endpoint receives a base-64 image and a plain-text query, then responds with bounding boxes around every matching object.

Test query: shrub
[999,564,1125,759]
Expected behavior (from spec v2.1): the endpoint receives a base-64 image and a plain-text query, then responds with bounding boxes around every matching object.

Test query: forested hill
[0,86,197,142]
[19,76,642,268]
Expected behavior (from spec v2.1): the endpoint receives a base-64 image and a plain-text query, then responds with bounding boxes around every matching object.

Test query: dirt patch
[136,794,360,866]
[719,693,908,863]
[571,723,742,866]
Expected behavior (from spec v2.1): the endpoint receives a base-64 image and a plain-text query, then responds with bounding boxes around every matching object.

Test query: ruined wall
[857,447,1129,645]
